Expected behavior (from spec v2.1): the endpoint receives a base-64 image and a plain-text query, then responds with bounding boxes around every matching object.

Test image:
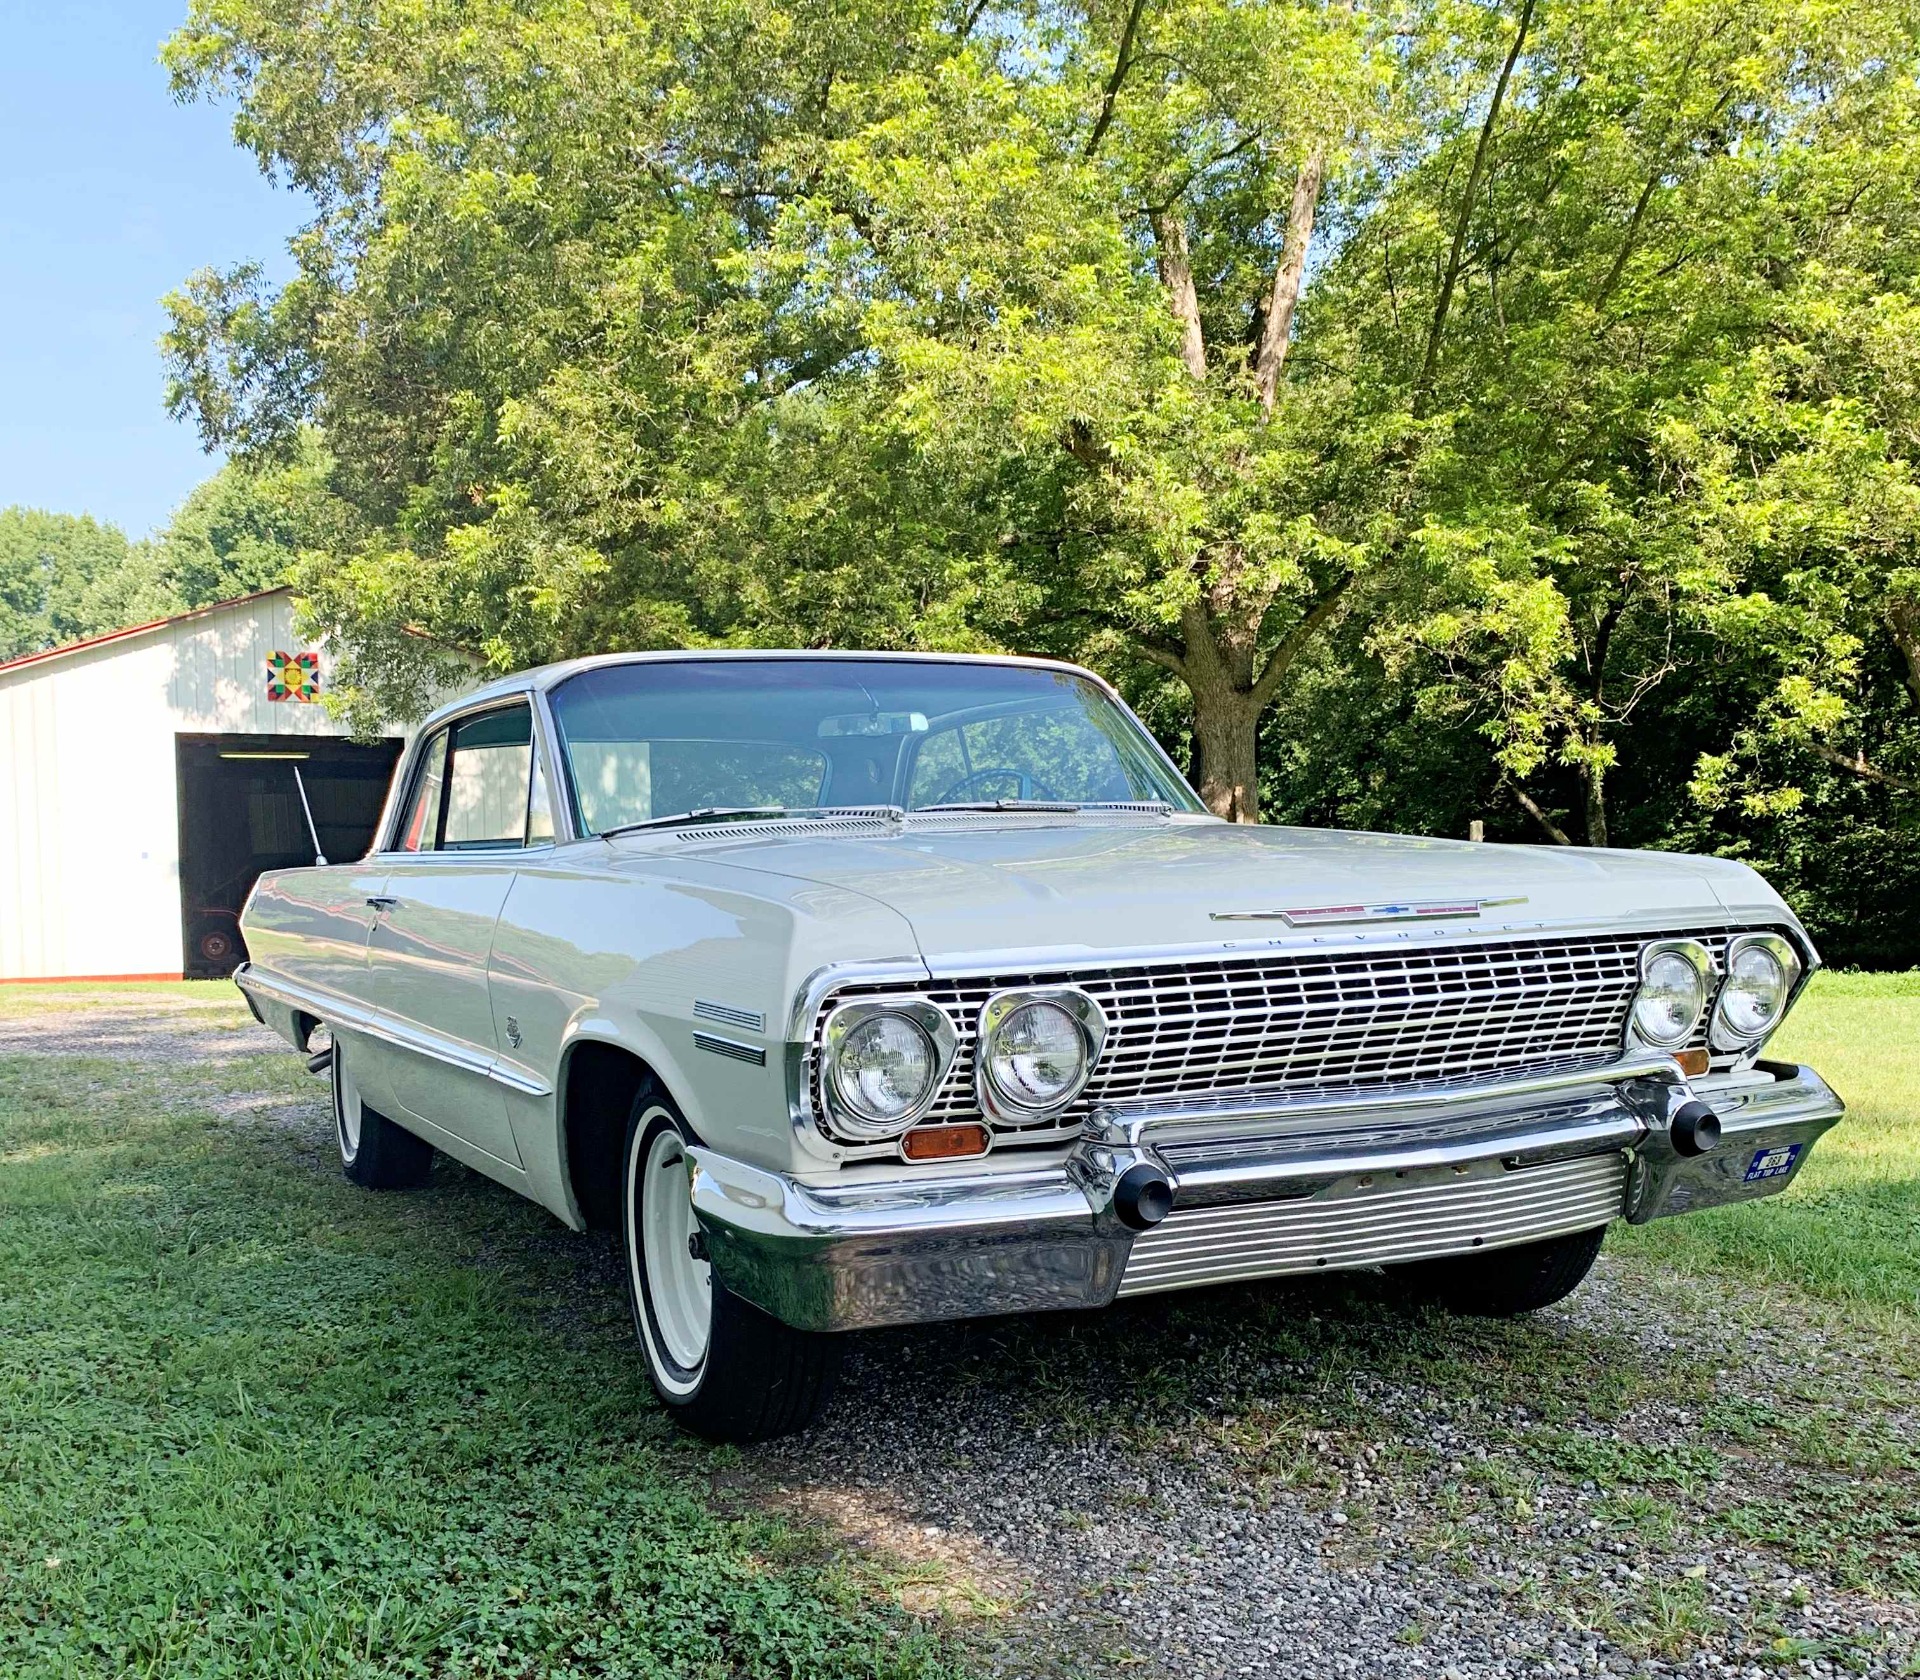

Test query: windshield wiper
[599,806,789,839]
[598,803,907,840]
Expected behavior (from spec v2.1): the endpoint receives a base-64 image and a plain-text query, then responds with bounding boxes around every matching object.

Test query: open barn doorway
[175,733,404,977]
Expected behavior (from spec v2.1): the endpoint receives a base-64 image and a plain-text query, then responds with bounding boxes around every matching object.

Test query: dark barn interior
[175,733,403,977]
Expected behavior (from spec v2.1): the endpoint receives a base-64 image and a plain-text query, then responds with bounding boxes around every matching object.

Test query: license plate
[1744,1144,1802,1183]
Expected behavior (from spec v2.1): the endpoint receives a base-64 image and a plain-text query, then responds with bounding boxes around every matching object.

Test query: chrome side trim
[694,999,766,1033]
[693,1031,767,1067]
[234,964,555,1098]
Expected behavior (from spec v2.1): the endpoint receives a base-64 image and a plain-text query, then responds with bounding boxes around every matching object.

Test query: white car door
[363,703,551,1168]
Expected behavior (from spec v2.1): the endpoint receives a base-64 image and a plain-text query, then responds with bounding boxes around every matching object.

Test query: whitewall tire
[331,1037,434,1190]
[619,1085,840,1441]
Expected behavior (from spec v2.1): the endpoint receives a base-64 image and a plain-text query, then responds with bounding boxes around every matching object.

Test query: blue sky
[0,0,304,536]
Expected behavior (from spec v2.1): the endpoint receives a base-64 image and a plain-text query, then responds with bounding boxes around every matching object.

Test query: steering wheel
[930,767,1063,804]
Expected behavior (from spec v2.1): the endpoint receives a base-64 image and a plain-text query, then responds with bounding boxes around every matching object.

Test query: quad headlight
[976,988,1107,1121]
[821,999,956,1138]
[1711,932,1801,1050]
[1628,939,1714,1050]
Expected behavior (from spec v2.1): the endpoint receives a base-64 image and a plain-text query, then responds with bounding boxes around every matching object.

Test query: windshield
[546,658,1203,834]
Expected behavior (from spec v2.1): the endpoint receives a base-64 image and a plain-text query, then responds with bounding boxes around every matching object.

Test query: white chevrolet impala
[236,652,1843,1440]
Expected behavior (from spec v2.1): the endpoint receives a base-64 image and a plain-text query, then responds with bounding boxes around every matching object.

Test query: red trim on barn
[0,588,294,676]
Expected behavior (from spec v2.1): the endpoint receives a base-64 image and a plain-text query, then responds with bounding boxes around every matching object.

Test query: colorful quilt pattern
[266,651,321,702]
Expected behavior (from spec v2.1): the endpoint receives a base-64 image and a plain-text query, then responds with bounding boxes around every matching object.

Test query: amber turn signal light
[901,1123,990,1161]
[1674,1047,1710,1077]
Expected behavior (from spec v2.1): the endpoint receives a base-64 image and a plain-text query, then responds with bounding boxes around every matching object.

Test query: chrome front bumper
[690,1060,1843,1332]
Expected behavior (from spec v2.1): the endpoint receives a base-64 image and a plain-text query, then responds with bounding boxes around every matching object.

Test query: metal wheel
[617,1085,840,1440]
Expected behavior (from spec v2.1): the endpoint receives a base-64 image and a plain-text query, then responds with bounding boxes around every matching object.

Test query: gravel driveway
[7,989,1915,1679]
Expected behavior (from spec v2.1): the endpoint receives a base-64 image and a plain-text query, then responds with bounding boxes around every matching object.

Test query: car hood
[634,815,1788,966]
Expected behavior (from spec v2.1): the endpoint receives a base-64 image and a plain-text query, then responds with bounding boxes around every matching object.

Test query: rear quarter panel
[240,862,392,1025]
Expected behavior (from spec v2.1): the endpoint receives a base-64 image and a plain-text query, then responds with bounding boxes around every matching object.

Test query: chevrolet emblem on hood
[1210,896,1529,927]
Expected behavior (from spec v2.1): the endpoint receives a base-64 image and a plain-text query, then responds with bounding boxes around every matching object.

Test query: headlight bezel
[819,996,957,1139]
[1710,931,1802,1051]
[975,986,1108,1122]
[1626,938,1715,1051]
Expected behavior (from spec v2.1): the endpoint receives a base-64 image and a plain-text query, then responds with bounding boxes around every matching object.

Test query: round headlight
[1714,940,1792,1044]
[829,1012,938,1133]
[1631,948,1709,1048]
[983,999,1088,1114]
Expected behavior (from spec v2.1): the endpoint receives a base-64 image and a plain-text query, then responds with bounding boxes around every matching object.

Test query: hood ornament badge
[1211,896,1528,927]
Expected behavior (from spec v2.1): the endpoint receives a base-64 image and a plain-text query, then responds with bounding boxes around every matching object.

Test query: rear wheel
[620,1088,840,1441]
[332,1039,434,1190]
[1397,1224,1607,1317]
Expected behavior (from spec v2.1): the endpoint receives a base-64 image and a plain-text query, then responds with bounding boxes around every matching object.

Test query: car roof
[422,648,1112,730]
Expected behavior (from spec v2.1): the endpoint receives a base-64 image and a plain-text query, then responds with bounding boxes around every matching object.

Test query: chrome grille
[1117,1154,1628,1296]
[809,929,1739,1145]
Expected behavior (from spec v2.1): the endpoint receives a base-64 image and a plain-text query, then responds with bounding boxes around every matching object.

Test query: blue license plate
[1744,1144,1802,1183]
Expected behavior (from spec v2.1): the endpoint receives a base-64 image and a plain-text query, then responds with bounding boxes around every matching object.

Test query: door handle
[366,895,398,911]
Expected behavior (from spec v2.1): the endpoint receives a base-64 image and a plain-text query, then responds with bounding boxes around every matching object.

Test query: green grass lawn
[0,995,963,1680]
[1612,971,1920,1314]
[0,973,1915,1676]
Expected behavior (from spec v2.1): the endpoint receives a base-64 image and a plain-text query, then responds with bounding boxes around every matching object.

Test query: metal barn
[0,588,468,982]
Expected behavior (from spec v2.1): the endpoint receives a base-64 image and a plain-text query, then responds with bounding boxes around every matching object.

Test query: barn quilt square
[266,651,321,702]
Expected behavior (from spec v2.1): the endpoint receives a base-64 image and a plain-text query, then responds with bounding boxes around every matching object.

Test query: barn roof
[0,586,295,679]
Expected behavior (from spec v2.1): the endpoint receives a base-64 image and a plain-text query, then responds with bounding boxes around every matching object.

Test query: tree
[161,0,1920,846]
[1319,0,1920,846]
[151,429,361,606]
[0,509,178,662]
[159,0,1404,797]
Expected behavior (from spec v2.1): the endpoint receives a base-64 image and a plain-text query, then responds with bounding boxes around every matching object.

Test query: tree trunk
[1889,598,1920,710]
[1188,676,1262,822]
[1253,146,1325,417]
[1150,210,1208,380]
[1582,763,1609,848]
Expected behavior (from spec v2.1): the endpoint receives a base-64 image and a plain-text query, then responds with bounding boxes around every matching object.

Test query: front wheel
[1396,1224,1607,1317]
[621,1091,840,1441]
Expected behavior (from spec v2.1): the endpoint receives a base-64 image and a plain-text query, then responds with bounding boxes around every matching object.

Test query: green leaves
[156,0,1920,890]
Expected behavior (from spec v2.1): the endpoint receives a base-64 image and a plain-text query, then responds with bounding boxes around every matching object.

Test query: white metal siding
[0,592,473,980]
